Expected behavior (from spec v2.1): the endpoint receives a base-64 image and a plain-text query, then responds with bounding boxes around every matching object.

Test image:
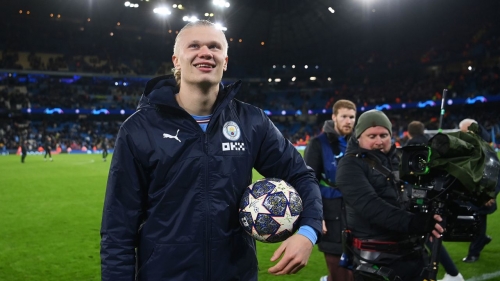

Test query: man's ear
[223,56,228,71]
[172,55,180,70]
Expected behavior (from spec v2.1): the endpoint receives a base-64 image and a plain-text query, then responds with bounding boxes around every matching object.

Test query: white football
[238,178,303,243]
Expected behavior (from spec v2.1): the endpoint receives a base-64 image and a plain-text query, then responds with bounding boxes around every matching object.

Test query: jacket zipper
[203,132,211,281]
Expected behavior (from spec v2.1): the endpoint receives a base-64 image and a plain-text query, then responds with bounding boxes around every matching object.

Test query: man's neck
[177,83,219,116]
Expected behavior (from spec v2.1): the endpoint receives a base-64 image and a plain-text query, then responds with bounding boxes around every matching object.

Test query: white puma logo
[163,129,181,142]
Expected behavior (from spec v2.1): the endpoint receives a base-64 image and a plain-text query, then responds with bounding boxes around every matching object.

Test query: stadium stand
[1,0,499,152]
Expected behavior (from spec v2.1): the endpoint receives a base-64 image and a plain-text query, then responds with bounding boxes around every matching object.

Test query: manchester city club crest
[222,121,241,141]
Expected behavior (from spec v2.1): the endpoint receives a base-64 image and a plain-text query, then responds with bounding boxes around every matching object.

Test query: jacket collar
[137,75,242,110]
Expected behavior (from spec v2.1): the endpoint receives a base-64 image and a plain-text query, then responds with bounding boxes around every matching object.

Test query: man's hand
[268,234,313,275]
[429,214,445,242]
[322,220,327,234]
[485,199,496,207]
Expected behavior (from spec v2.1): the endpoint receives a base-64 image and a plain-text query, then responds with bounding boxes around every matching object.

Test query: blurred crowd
[1,8,500,151]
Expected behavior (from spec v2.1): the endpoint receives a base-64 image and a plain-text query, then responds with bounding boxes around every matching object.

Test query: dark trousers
[102,149,108,159]
[324,253,353,281]
[21,153,26,163]
[468,214,488,256]
[44,149,51,158]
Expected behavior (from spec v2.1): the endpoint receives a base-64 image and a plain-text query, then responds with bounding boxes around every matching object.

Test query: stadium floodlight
[154,7,172,15]
[214,23,227,31]
[124,2,139,8]
[328,7,335,13]
[291,77,296,81]
[274,78,281,82]
[213,0,230,8]
[182,15,199,22]
[310,77,317,81]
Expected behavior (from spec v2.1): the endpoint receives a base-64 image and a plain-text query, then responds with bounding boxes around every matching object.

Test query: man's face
[358,126,392,153]
[332,108,356,136]
[172,26,228,87]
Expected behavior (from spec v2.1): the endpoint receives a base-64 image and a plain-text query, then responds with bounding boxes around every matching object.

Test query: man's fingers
[268,257,304,275]
[270,244,285,262]
[268,255,290,274]
[290,263,305,274]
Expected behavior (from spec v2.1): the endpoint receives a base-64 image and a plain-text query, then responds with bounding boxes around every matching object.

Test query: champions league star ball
[238,178,303,243]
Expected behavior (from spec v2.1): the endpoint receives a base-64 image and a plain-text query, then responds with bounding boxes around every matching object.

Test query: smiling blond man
[100,20,323,281]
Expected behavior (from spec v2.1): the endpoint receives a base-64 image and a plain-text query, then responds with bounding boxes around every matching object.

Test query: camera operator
[459,118,499,263]
[337,110,444,281]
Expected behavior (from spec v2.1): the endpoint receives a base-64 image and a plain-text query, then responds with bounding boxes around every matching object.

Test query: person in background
[405,120,428,146]
[43,136,53,162]
[337,110,444,281]
[101,138,108,162]
[100,20,323,281]
[459,118,498,263]
[21,140,27,163]
[304,99,356,281]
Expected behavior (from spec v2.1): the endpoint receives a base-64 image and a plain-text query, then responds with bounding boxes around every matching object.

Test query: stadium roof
[3,0,499,73]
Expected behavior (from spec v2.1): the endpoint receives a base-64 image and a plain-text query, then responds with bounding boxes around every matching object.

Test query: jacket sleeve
[336,156,413,233]
[100,126,148,281]
[303,137,323,182]
[253,113,323,236]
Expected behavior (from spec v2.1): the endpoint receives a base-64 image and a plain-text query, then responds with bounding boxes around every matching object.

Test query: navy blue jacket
[100,76,323,281]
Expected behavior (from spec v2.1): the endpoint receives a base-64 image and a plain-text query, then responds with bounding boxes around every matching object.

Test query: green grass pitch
[1,153,499,280]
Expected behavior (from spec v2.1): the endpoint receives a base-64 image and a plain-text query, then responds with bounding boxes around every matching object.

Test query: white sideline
[466,270,500,281]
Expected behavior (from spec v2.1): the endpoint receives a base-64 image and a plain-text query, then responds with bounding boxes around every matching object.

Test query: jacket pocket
[210,233,258,280]
[136,242,203,281]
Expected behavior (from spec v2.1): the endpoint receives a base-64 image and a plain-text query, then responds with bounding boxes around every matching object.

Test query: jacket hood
[323,120,338,135]
[136,75,241,110]
[323,120,355,142]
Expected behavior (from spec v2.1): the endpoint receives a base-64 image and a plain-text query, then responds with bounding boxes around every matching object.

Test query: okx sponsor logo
[222,142,245,151]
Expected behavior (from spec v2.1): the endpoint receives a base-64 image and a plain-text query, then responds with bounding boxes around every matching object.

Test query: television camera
[399,128,499,279]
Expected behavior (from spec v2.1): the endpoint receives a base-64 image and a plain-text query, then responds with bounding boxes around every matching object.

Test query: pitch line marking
[466,270,500,281]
